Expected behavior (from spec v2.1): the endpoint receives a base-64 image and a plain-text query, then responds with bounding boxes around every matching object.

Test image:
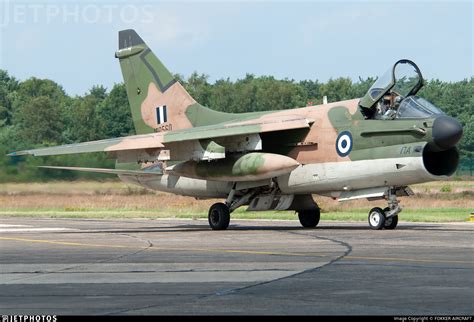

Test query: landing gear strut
[368,188,402,230]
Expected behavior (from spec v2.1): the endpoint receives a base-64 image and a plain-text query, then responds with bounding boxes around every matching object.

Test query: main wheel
[208,203,230,230]
[383,207,399,230]
[298,208,321,228]
[368,207,385,230]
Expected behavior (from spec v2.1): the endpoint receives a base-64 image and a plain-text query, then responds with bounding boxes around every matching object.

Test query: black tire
[208,203,230,230]
[383,207,399,230]
[298,208,321,228]
[368,207,385,230]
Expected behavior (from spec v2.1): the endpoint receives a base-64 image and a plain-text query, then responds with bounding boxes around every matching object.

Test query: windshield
[367,68,392,100]
[397,96,444,119]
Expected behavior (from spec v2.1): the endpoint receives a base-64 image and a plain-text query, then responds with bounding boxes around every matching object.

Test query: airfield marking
[344,255,472,265]
[0,224,31,228]
[0,236,472,265]
[0,228,76,233]
[0,236,319,258]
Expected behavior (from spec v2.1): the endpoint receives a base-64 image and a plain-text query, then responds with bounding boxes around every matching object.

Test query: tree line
[0,69,472,181]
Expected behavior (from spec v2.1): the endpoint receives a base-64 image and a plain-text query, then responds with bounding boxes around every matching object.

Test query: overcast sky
[1,0,472,96]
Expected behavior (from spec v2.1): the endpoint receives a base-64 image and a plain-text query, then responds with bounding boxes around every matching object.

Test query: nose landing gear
[368,188,402,230]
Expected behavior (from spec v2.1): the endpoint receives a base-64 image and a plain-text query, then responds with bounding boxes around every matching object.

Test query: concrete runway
[0,217,472,315]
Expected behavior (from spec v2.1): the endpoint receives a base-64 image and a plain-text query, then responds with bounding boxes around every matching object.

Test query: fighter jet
[9,29,463,230]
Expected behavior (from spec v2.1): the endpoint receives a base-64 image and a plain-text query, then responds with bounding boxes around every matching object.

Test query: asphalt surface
[0,217,472,315]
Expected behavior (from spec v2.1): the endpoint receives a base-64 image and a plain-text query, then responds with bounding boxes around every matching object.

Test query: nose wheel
[368,207,386,230]
[383,207,399,230]
[368,188,402,230]
[368,207,399,230]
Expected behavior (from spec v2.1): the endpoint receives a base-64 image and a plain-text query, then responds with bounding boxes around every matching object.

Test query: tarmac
[0,217,472,315]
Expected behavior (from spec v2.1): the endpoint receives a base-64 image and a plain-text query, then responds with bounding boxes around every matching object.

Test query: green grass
[0,207,469,222]
[1,180,472,222]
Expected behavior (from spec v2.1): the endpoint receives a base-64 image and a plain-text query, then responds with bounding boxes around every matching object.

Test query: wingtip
[7,151,30,157]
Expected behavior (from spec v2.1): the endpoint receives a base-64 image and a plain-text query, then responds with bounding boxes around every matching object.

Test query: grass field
[0,180,473,222]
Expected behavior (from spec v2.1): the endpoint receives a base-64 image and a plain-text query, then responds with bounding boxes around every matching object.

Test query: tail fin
[115,29,197,134]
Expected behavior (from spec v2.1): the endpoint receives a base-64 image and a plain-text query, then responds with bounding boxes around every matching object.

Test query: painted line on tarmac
[0,224,31,228]
[0,228,76,233]
[344,255,472,265]
[0,236,472,265]
[0,236,323,258]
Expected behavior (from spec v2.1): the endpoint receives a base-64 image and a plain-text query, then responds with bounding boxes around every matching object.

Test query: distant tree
[208,78,236,112]
[96,83,134,138]
[0,69,472,182]
[351,77,377,98]
[254,76,306,111]
[67,94,103,142]
[299,79,321,105]
[15,77,68,103]
[0,70,19,127]
[230,74,258,113]
[184,72,212,107]
[88,85,108,101]
[319,77,354,102]
[14,96,64,144]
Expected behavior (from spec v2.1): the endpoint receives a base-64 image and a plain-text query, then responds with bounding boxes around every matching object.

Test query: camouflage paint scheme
[10,30,463,229]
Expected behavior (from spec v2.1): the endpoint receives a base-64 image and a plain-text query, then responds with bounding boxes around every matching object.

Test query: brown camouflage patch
[140,82,196,131]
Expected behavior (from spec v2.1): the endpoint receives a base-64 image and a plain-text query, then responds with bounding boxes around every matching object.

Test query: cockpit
[359,59,444,120]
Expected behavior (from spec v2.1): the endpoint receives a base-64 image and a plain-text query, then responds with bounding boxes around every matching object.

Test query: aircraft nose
[432,115,463,150]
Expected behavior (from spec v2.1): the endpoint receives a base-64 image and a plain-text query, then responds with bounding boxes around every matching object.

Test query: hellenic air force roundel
[156,105,168,124]
[336,131,352,157]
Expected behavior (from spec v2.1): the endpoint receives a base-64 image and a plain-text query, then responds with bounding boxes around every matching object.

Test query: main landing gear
[368,189,402,230]
[207,182,321,230]
[208,203,230,230]
[297,208,321,228]
[208,185,256,230]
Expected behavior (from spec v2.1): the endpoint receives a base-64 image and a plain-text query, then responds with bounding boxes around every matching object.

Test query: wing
[9,114,313,163]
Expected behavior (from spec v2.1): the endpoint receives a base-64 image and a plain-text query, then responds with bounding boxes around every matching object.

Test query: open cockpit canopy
[360,59,424,110]
[359,59,443,119]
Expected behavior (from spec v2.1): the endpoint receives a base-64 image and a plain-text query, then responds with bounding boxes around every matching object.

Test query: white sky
[1,0,473,96]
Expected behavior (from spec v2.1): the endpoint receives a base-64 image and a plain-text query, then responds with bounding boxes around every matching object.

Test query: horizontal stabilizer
[38,166,163,176]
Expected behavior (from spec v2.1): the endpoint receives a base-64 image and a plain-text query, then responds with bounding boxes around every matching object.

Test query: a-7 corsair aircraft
[9,30,463,230]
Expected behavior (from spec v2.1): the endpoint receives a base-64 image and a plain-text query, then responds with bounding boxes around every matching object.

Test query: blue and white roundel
[336,131,353,157]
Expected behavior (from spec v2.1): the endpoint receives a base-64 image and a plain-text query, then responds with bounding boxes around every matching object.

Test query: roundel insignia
[336,131,353,157]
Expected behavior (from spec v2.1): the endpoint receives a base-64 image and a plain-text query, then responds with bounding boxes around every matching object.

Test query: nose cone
[432,115,463,150]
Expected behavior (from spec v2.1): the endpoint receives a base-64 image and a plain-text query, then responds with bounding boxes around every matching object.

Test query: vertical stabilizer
[115,29,196,134]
